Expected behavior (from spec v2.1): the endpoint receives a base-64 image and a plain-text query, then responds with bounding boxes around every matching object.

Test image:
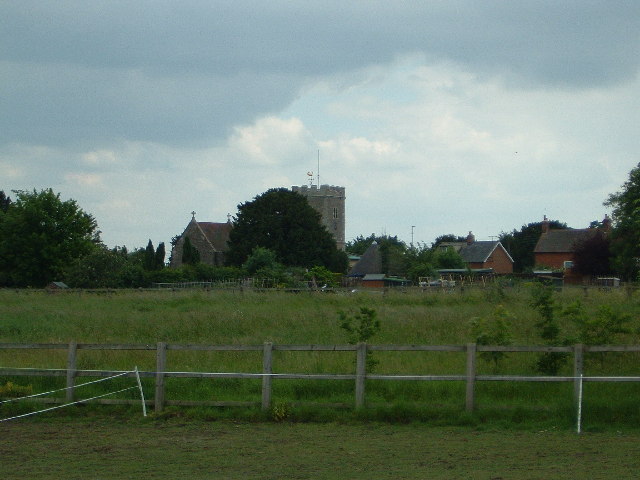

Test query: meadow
[1,283,640,430]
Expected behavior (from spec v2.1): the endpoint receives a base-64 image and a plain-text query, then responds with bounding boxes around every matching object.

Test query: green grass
[1,285,640,428]
[2,418,640,479]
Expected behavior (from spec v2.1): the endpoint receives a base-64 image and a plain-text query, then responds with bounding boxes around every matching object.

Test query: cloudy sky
[2,1,639,251]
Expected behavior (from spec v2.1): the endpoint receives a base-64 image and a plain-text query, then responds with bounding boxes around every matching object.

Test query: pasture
[3,418,640,479]
[1,284,640,430]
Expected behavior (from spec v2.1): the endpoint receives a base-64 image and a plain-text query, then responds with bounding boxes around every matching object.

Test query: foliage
[144,239,156,271]
[431,234,466,248]
[242,247,280,275]
[571,231,611,276]
[471,305,513,370]
[529,282,568,375]
[0,189,100,287]
[226,188,347,272]
[155,242,166,269]
[0,190,11,213]
[500,220,567,272]
[564,302,633,346]
[433,246,466,269]
[339,307,381,371]
[346,234,405,256]
[304,265,339,288]
[0,381,32,398]
[338,307,381,345]
[604,162,640,279]
[64,245,129,288]
[181,236,200,265]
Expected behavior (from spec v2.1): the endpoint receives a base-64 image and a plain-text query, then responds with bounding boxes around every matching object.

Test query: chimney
[466,231,475,245]
[541,215,550,234]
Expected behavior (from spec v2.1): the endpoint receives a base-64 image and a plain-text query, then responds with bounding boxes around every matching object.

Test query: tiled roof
[534,229,597,253]
[348,242,383,276]
[458,241,513,264]
[197,222,232,252]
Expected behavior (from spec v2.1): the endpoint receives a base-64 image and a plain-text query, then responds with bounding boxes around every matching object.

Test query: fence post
[66,341,77,402]
[573,344,584,401]
[262,342,273,411]
[465,343,476,412]
[355,342,367,408]
[155,342,167,414]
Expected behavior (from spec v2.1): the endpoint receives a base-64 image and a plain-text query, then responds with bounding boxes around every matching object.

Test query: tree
[346,234,405,256]
[181,236,200,265]
[431,234,466,248]
[0,191,11,213]
[155,242,166,269]
[572,231,611,276]
[604,162,640,279]
[226,188,348,272]
[0,189,99,287]
[144,239,156,271]
[499,220,567,272]
[64,245,128,288]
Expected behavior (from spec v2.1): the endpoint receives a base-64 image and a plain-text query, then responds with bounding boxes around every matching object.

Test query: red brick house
[170,213,232,267]
[533,215,611,280]
[439,232,514,274]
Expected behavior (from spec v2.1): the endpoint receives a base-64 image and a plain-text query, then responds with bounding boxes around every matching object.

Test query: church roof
[197,222,232,252]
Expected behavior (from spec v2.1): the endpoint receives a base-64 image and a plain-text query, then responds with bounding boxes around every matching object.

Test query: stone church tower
[291,184,345,250]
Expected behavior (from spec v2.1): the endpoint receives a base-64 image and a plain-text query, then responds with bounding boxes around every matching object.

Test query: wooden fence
[2,342,640,413]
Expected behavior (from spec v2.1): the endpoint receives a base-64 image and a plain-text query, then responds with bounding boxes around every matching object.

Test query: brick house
[533,215,611,276]
[439,232,514,274]
[170,213,232,267]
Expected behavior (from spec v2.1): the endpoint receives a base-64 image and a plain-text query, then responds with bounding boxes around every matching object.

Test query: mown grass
[3,418,640,479]
[1,284,640,429]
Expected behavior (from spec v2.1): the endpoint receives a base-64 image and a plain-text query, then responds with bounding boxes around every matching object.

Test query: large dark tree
[226,188,348,272]
[499,220,567,272]
[144,239,156,271]
[0,189,99,287]
[605,162,640,279]
[0,191,11,213]
[155,242,166,269]
[572,231,611,276]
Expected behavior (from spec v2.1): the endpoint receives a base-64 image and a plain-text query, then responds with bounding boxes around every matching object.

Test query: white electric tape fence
[0,367,147,422]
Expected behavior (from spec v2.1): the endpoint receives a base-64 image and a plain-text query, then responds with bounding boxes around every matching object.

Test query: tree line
[2,162,640,288]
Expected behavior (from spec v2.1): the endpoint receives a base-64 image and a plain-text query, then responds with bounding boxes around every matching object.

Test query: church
[170,185,345,267]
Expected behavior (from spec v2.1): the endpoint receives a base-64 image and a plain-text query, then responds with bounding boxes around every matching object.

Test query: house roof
[196,222,232,252]
[348,242,383,277]
[450,241,514,264]
[534,229,597,253]
[363,274,386,281]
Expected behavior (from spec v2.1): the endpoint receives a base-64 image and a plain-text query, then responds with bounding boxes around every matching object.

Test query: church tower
[291,184,345,250]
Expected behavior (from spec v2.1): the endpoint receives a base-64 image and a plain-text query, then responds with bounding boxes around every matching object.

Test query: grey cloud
[1,1,638,147]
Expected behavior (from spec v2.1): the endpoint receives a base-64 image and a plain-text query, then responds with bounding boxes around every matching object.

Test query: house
[169,213,232,267]
[439,232,514,274]
[348,241,383,277]
[533,215,611,279]
[348,242,410,287]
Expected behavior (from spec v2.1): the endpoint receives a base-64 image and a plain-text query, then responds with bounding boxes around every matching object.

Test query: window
[563,260,574,270]
[333,207,338,219]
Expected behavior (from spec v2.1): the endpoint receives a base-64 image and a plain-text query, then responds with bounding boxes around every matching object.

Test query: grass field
[3,418,640,479]
[1,285,640,429]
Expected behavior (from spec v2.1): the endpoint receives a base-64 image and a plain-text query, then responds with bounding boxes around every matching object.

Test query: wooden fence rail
[2,342,640,413]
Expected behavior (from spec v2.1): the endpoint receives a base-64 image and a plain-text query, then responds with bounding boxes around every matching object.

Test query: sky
[1,1,639,251]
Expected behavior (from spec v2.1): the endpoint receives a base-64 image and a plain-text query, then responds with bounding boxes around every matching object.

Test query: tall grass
[1,285,640,428]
